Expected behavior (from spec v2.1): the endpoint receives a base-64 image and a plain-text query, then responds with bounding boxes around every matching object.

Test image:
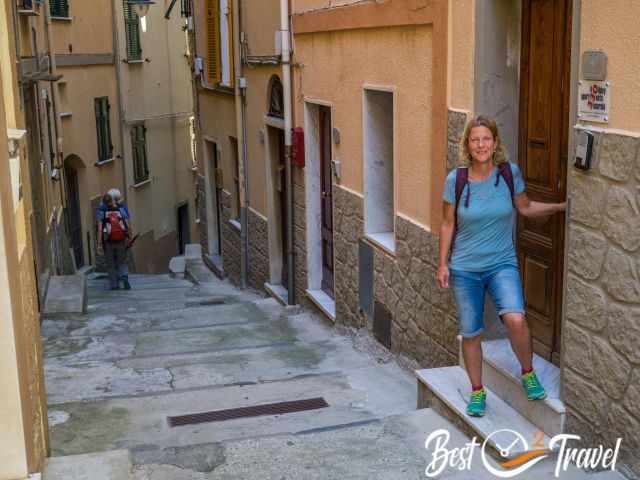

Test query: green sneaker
[522,371,547,400]
[467,388,487,417]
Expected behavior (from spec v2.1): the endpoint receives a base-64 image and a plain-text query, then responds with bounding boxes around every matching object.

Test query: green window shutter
[50,0,69,17]
[95,97,112,162]
[132,125,149,183]
[123,1,142,61]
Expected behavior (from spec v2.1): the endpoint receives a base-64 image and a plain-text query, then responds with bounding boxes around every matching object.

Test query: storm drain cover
[167,397,329,427]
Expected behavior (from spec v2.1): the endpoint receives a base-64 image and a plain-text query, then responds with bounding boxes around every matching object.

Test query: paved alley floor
[41,273,627,479]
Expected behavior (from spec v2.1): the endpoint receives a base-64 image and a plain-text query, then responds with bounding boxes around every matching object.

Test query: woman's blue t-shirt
[443,162,525,272]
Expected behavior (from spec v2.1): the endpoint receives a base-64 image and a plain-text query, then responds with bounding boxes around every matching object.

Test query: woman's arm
[437,202,456,288]
[514,192,566,218]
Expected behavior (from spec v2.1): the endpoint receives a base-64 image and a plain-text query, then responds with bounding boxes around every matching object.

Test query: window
[123,0,142,61]
[45,93,56,170]
[205,0,234,87]
[131,124,149,184]
[94,97,113,162]
[363,89,395,252]
[50,0,69,17]
[230,137,240,219]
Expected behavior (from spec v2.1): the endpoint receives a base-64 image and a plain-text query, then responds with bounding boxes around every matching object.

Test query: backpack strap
[495,162,515,207]
[450,167,469,259]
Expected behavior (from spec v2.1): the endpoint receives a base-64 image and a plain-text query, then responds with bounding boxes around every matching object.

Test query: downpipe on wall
[281,0,294,305]
[235,0,249,289]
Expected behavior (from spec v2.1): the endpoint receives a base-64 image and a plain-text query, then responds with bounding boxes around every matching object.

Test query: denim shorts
[450,264,525,338]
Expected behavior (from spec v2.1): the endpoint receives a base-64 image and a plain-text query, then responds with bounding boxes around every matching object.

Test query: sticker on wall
[578,80,610,123]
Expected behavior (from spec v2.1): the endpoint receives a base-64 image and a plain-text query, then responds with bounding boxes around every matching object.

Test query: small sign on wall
[578,80,610,123]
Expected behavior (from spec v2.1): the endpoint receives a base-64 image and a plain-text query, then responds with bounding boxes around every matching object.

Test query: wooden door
[277,130,288,287]
[518,0,572,364]
[319,107,335,297]
[64,165,84,268]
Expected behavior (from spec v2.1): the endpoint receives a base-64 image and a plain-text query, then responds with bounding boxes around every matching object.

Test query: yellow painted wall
[58,64,122,262]
[448,0,474,111]
[199,92,238,194]
[293,25,433,226]
[51,0,113,55]
[241,0,281,56]
[293,0,364,14]
[580,0,640,131]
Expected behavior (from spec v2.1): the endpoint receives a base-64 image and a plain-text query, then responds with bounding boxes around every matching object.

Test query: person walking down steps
[97,193,132,290]
[437,116,566,417]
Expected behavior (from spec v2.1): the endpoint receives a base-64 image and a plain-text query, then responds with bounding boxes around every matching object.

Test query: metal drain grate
[167,397,329,427]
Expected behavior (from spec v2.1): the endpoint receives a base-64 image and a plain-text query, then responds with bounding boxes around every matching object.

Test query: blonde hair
[458,115,507,167]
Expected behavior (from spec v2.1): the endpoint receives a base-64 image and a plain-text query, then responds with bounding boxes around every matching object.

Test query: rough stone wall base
[248,208,269,291]
[220,190,241,285]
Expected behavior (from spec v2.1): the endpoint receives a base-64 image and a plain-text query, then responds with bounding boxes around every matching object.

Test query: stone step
[185,258,219,284]
[44,449,132,480]
[460,338,565,437]
[416,366,555,459]
[44,274,87,314]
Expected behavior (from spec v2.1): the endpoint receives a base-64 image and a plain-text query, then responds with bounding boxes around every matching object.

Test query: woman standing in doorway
[437,116,566,417]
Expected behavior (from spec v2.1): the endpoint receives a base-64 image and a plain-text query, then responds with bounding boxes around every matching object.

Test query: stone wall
[248,208,269,291]
[195,174,208,254]
[293,166,309,306]
[563,129,640,475]
[447,109,468,170]
[220,190,241,285]
[332,184,458,367]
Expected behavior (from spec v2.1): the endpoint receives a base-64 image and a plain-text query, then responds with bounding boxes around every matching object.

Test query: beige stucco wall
[58,65,122,262]
[293,26,433,226]
[51,0,113,55]
[580,0,640,132]
[113,0,194,269]
[199,92,238,194]
[448,0,474,112]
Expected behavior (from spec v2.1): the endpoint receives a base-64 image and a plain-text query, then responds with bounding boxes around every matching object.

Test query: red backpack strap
[450,168,469,259]
[495,162,515,206]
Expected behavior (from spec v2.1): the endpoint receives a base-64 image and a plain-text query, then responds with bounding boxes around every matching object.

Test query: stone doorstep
[416,366,556,459]
[203,253,224,279]
[264,282,289,306]
[306,289,336,322]
[460,338,566,437]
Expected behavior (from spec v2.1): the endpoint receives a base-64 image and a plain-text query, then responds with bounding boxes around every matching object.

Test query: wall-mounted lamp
[127,0,155,17]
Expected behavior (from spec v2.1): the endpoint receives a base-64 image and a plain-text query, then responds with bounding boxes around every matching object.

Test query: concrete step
[185,258,218,284]
[44,274,87,314]
[44,449,132,480]
[461,339,565,437]
[416,366,554,459]
[48,373,383,457]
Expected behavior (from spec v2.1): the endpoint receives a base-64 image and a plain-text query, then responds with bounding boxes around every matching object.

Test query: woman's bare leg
[462,334,483,387]
[502,312,533,371]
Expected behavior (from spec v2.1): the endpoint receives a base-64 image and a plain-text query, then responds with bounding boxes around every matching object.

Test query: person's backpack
[450,162,516,256]
[103,207,128,242]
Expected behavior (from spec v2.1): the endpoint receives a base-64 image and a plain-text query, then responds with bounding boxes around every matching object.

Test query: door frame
[264,115,288,288]
[202,137,222,257]
[472,0,580,365]
[303,98,336,299]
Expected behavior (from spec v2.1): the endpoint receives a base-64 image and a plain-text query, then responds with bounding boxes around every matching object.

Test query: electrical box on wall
[574,130,595,171]
[292,127,305,167]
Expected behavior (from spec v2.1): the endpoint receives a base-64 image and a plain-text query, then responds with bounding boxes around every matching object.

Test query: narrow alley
[40,261,624,479]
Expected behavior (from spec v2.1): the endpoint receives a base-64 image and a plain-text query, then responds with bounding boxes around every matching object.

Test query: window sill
[200,84,234,96]
[59,111,72,118]
[132,179,151,189]
[51,16,72,21]
[95,158,114,167]
[365,232,396,256]
[228,219,241,232]
[124,59,144,65]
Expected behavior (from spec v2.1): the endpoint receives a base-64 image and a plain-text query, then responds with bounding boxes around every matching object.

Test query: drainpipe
[280,0,294,304]
[111,0,128,209]
[234,0,249,288]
